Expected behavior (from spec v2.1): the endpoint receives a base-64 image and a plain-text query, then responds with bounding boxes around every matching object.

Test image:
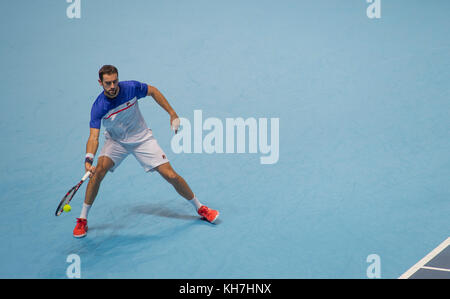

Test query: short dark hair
[99,65,118,81]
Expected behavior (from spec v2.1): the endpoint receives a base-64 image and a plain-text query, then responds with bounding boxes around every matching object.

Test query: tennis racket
[55,171,91,216]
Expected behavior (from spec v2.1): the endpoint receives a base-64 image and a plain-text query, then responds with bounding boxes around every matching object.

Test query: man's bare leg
[156,162,219,222]
[74,156,115,237]
[79,156,115,219]
[155,162,194,200]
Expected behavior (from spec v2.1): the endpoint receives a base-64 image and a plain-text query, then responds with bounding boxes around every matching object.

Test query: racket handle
[81,171,91,181]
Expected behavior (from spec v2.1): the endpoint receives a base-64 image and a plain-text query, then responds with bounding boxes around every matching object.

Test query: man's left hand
[170,113,180,134]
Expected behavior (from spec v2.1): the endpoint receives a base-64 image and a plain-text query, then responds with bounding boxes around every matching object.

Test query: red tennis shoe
[73,218,88,238]
[197,206,219,223]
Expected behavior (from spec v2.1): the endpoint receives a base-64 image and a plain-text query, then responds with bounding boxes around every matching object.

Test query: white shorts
[99,133,169,173]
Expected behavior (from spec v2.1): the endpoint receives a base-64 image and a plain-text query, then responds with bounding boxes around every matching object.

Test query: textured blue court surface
[0,1,449,278]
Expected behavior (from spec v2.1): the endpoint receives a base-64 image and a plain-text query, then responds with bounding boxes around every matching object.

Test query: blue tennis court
[0,0,449,279]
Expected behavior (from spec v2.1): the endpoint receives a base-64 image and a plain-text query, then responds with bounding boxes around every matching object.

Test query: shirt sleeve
[132,81,148,99]
[89,102,102,129]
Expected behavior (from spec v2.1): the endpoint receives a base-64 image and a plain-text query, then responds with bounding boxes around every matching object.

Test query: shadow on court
[78,202,221,239]
[128,203,222,224]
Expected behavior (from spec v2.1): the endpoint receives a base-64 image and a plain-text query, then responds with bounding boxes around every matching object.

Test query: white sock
[188,196,203,211]
[80,203,92,219]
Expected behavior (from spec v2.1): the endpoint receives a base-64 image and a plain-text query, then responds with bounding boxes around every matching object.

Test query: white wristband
[85,153,95,159]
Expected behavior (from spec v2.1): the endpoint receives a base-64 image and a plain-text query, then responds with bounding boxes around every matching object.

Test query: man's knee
[93,156,114,180]
[92,165,108,182]
[156,163,180,184]
[165,171,180,184]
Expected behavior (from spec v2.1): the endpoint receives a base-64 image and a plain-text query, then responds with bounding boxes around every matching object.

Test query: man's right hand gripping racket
[55,172,91,216]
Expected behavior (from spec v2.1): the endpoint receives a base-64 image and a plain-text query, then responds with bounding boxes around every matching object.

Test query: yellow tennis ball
[63,204,72,213]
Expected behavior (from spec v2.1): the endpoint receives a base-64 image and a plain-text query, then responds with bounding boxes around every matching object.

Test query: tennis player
[73,65,219,238]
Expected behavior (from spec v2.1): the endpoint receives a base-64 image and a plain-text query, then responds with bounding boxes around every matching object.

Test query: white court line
[399,237,450,279]
[421,266,450,273]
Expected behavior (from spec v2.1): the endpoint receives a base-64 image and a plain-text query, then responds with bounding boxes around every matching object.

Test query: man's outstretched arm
[147,84,179,133]
[85,128,100,175]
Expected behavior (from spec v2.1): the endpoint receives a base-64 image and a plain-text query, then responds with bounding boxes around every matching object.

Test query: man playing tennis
[73,65,219,238]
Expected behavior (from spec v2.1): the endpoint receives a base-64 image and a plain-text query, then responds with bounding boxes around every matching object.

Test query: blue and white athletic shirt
[90,80,151,143]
